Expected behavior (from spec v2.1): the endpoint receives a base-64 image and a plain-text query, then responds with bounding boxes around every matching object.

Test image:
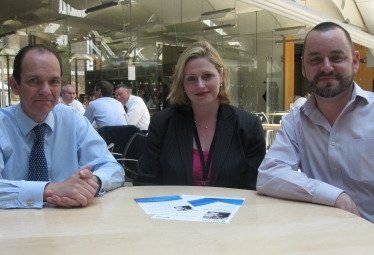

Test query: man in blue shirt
[0,44,124,209]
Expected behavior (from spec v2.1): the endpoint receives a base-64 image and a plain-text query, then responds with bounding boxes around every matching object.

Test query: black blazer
[135,104,266,190]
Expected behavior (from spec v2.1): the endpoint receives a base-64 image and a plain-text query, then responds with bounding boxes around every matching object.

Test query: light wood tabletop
[1,186,374,254]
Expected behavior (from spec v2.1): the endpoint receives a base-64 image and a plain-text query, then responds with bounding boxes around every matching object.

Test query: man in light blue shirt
[1,44,124,209]
[257,22,374,223]
[84,80,127,129]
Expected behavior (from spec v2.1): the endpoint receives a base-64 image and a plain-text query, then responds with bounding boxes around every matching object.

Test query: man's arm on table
[257,123,359,216]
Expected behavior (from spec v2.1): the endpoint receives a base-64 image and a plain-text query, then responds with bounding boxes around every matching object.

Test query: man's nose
[39,82,51,94]
[320,58,334,73]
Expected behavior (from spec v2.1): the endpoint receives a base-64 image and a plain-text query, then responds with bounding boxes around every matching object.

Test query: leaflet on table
[134,195,245,223]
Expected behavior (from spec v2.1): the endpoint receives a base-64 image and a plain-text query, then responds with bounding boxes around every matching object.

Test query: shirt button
[27,201,34,206]
[333,167,337,171]
[332,142,336,146]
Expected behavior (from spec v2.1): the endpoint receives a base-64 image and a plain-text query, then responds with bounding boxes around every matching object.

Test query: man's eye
[50,80,61,86]
[332,56,343,61]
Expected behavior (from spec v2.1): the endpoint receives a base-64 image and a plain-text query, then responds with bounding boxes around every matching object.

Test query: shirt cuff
[93,173,108,196]
[312,182,344,206]
[19,181,49,208]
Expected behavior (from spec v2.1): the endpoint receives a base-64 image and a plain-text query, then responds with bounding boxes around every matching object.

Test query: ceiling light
[228,41,241,47]
[199,8,235,21]
[202,24,236,32]
[85,1,118,14]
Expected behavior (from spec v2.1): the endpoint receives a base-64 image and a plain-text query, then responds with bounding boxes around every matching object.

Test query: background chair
[254,112,272,150]
[116,132,148,183]
[97,125,141,158]
[272,110,289,124]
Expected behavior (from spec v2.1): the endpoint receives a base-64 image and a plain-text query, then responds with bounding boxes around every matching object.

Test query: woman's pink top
[192,148,212,186]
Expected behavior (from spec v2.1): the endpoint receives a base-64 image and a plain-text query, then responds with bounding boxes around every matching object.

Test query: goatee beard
[308,71,353,98]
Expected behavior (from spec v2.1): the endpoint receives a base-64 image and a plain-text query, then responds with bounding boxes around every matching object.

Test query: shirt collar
[59,96,72,106]
[15,104,55,136]
[301,82,367,116]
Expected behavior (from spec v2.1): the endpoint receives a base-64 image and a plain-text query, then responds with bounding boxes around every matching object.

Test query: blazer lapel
[175,108,194,184]
[210,105,236,186]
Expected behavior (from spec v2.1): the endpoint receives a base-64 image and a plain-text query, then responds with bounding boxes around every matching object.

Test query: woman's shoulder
[152,105,190,122]
[222,104,257,120]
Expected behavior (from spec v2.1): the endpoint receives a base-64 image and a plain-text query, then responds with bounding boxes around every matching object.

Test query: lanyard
[192,121,217,186]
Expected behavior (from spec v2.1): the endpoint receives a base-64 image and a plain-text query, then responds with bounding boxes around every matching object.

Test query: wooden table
[2,186,374,254]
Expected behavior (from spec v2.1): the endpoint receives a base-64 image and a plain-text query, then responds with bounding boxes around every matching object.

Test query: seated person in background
[257,22,374,223]
[115,84,150,131]
[135,41,266,189]
[84,80,127,129]
[82,94,90,108]
[293,92,311,108]
[1,44,124,209]
[59,84,85,114]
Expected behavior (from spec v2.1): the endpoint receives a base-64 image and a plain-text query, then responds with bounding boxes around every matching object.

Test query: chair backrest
[272,110,289,124]
[254,112,269,124]
[122,132,148,179]
[97,125,141,156]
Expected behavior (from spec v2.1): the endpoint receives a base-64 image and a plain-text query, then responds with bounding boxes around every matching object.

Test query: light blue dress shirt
[0,103,124,208]
[258,83,374,223]
[84,97,127,129]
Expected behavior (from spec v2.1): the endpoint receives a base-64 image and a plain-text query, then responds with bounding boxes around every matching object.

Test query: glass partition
[0,0,315,112]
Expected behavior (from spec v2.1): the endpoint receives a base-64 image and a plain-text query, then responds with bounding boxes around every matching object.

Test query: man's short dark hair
[13,44,63,85]
[95,80,113,97]
[302,22,355,57]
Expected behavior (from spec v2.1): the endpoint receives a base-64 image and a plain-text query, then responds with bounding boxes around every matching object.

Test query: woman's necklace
[194,119,217,129]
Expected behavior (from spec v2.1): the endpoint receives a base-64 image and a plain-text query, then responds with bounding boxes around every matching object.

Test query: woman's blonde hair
[168,41,231,107]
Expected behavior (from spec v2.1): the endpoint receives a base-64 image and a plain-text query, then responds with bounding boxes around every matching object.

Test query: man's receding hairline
[303,27,352,57]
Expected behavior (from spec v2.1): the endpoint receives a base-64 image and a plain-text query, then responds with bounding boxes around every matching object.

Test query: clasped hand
[43,166,99,207]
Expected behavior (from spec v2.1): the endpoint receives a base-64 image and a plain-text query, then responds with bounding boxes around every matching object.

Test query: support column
[283,36,294,110]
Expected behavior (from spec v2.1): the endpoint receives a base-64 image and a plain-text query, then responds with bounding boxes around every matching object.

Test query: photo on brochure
[203,211,231,220]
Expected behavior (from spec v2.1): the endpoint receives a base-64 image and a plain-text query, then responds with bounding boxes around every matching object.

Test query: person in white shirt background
[115,84,150,131]
[59,84,85,114]
[293,92,311,108]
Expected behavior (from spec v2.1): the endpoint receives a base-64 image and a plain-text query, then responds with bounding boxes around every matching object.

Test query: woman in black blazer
[135,41,266,190]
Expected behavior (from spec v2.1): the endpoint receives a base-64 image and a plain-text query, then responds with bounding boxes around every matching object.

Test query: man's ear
[9,76,20,96]
[353,50,360,74]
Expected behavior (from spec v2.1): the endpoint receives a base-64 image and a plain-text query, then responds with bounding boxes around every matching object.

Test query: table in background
[262,123,281,131]
[2,186,374,254]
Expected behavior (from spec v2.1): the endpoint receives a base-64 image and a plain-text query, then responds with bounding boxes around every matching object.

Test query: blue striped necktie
[28,124,49,181]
